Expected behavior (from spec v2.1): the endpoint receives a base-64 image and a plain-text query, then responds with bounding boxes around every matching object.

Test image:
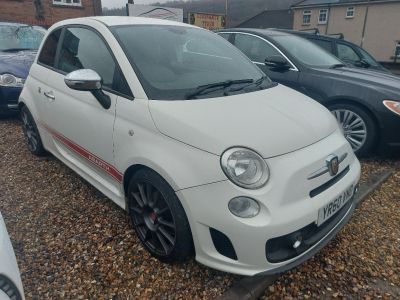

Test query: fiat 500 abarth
[19,17,360,276]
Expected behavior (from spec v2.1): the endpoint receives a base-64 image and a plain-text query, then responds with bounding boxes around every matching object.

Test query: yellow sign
[188,13,226,30]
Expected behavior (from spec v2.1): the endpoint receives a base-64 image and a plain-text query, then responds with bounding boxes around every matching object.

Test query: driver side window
[234,33,282,63]
[58,27,116,88]
[55,27,131,98]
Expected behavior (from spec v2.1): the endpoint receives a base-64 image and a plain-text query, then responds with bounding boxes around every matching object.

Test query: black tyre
[329,103,378,157]
[20,106,46,156]
[127,169,194,262]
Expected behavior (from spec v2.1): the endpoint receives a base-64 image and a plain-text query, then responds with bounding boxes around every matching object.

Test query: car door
[40,26,129,194]
[232,32,299,89]
[30,28,63,123]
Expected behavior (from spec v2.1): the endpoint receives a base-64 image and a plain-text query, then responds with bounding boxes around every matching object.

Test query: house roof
[235,9,293,29]
[293,0,400,8]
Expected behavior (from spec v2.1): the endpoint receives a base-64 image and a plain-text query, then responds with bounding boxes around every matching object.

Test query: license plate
[317,184,354,226]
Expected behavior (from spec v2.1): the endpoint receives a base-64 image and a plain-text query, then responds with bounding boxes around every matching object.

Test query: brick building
[0,0,102,28]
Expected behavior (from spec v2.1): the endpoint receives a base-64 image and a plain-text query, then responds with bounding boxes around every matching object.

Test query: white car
[0,212,24,300]
[19,17,361,276]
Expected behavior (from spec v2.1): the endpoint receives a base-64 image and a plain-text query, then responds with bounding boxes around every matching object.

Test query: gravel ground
[0,118,237,299]
[0,117,399,299]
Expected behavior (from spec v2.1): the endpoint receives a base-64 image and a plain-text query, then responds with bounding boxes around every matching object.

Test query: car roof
[56,16,196,28]
[271,29,348,42]
[219,28,292,38]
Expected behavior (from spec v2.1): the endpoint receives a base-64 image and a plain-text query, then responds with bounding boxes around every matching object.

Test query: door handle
[44,91,55,101]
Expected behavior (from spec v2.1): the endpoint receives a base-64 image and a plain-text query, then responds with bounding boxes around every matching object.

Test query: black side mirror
[354,59,370,68]
[265,55,291,70]
[64,69,111,110]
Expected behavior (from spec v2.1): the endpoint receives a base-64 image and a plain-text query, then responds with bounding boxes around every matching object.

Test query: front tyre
[20,106,46,156]
[329,103,377,157]
[127,169,194,263]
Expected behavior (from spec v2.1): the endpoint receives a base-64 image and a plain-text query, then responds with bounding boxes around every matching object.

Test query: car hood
[0,51,37,78]
[149,84,338,158]
[317,66,400,93]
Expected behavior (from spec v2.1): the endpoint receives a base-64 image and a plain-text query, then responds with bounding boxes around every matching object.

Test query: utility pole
[361,0,370,47]
[225,0,229,27]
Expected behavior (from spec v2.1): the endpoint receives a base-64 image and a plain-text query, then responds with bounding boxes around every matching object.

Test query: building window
[303,10,311,25]
[53,0,82,6]
[318,9,329,24]
[346,7,355,18]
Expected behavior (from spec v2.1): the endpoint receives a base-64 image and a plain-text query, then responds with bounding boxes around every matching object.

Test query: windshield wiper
[329,63,346,69]
[227,76,268,93]
[185,79,254,99]
[1,48,36,52]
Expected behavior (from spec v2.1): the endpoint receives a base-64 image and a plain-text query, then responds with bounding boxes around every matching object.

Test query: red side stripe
[40,123,123,182]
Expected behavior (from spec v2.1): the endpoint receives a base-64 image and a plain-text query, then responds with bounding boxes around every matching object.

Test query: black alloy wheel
[128,169,193,262]
[20,106,46,156]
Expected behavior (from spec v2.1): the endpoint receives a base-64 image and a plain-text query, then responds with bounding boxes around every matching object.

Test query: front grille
[265,199,353,263]
[0,275,23,300]
[310,166,350,198]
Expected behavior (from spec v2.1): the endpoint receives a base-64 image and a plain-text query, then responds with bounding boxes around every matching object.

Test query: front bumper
[177,130,361,276]
[378,110,400,156]
[0,213,25,300]
[0,87,21,114]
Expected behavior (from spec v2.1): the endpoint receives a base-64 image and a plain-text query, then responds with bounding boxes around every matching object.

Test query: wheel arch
[324,97,381,130]
[122,163,181,208]
[325,97,381,152]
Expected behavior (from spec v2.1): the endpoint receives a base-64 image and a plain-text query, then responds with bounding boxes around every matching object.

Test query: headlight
[0,74,24,87]
[221,147,270,189]
[383,100,400,116]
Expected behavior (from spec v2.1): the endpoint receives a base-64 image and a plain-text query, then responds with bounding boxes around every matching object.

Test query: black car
[273,29,390,74]
[217,29,400,156]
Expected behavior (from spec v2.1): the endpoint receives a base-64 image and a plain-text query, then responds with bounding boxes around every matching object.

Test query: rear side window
[57,27,132,97]
[38,29,62,67]
[309,38,333,53]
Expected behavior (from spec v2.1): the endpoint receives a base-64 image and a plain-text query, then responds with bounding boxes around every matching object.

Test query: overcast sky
[102,0,171,9]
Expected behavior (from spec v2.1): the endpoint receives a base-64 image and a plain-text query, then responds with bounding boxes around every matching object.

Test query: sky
[102,0,171,9]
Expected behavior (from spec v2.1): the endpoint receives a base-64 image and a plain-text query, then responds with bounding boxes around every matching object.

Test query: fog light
[292,236,302,249]
[228,197,260,218]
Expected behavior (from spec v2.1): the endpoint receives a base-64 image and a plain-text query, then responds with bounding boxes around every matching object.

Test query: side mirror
[265,55,291,70]
[64,69,111,109]
[354,59,370,68]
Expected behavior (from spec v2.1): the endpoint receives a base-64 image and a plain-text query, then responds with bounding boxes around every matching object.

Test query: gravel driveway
[0,117,399,299]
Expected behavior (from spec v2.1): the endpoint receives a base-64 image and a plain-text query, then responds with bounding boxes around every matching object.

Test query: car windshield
[112,25,273,100]
[0,24,46,52]
[273,35,343,68]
